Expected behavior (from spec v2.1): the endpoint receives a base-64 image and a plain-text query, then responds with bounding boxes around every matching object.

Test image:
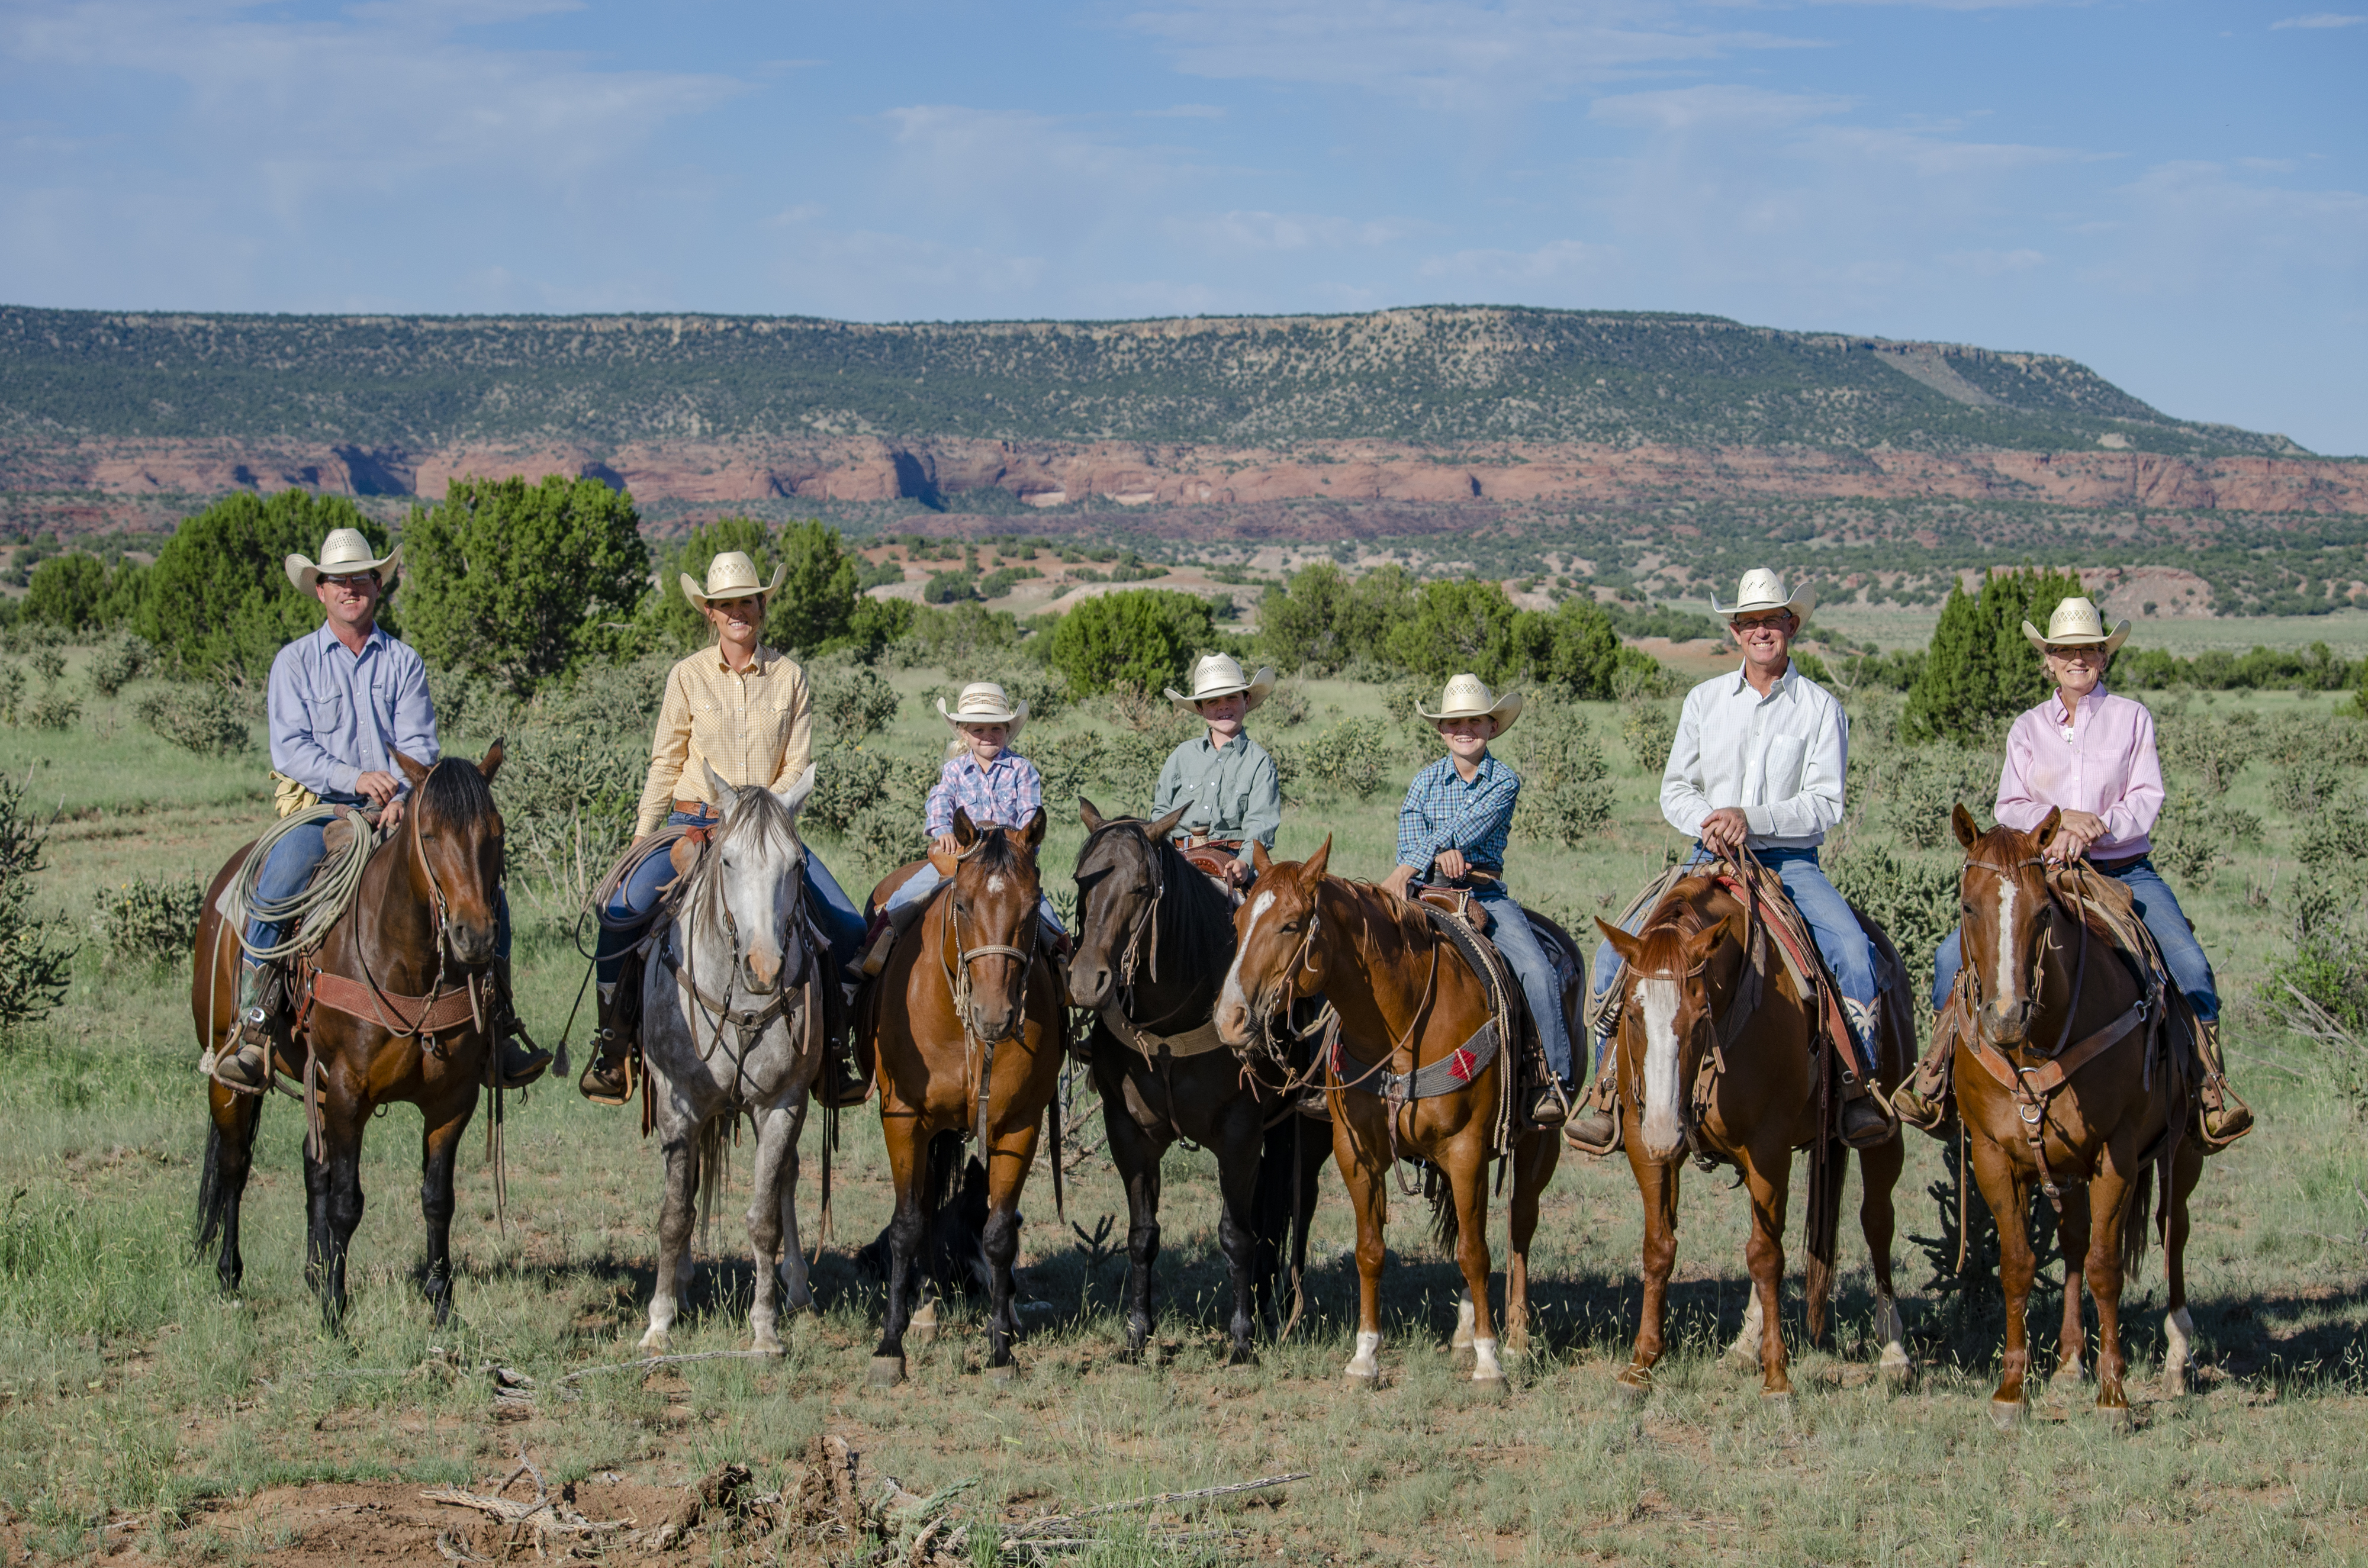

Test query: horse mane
[416,754,496,825]
[958,824,1032,878]
[712,783,802,862]
[1146,833,1236,980]
[1629,873,1737,973]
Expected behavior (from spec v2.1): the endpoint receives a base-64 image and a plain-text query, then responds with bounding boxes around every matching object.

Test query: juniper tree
[1903,566,2086,745]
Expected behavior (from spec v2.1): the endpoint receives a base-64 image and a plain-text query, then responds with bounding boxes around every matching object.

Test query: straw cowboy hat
[680,550,786,608]
[285,528,399,594]
[1710,567,1815,626]
[2023,595,2129,656]
[937,681,1028,740]
[1418,673,1523,737]
[1166,652,1276,712]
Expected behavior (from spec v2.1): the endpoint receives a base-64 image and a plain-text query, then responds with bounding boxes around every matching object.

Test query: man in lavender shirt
[1922,596,2246,1145]
[218,527,549,1093]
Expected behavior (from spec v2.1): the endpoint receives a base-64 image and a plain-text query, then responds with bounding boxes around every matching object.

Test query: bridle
[1956,854,2068,1046]
[671,821,812,1085]
[937,832,1042,1148]
[354,769,500,1045]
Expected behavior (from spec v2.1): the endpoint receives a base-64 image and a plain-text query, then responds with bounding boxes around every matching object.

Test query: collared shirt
[1152,730,1282,859]
[1660,662,1847,849]
[266,622,437,799]
[634,645,812,835]
[1397,753,1520,875]
[926,749,1045,837]
[1996,685,2163,858]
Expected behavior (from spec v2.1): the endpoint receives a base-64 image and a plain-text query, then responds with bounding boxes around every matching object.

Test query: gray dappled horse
[636,762,828,1354]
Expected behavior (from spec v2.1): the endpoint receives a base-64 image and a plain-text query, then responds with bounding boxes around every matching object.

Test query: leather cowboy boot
[579,965,644,1106]
[216,962,285,1091]
[1888,1008,1960,1134]
[1839,1082,1895,1148]
[858,899,928,977]
[1562,1031,1621,1152]
[1527,1076,1572,1128]
[2195,1018,2253,1147]
[488,957,553,1090]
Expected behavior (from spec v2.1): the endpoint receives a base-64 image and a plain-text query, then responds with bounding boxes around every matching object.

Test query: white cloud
[2084,160,2368,295]
[1127,0,1810,110]
[1417,237,1614,281]
[2270,12,2367,27]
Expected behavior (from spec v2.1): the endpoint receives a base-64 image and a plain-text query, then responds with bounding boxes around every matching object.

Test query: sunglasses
[1729,614,1792,633]
[320,572,378,590]
[2045,645,2103,661]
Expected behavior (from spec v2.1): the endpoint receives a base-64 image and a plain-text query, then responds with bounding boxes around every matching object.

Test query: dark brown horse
[1951,805,2205,1427]
[1592,870,1912,1403]
[1215,840,1563,1393]
[1067,801,1328,1365]
[194,746,508,1326]
[862,807,1066,1385]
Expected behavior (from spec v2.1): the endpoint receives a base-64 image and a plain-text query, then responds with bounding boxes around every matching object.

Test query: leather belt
[2088,852,2149,875]
[674,799,720,820]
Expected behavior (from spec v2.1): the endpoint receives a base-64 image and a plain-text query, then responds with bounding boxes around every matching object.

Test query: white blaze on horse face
[1638,977,1684,1158]
[1991,879,2020,1007]
[1218,889,1278,1027]
[987,874,1005,894]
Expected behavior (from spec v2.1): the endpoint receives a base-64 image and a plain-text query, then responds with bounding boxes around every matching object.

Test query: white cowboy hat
[1417,673,1523,737]
[680,550,786,608]
[1710,567,1815,626]
[285,528,399,594]
[2023,596,2129,656]
[937,680,1028,740]
[1165,652,1277,713]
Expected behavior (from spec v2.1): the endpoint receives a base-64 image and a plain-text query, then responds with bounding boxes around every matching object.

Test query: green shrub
[1285,718,1392,802]
[2273,758,2348,819]
[1865,743,1999,851]
[923,569,977,604]
[1903,566,2086,745]
[811,661,900,741]
[95,872,204,964]
[135,685,250,756]
[85,633,151,698]
[1262,680,1311,729]
[1828,841,1960,1002]
[1505,700,1613,848]
[1043,591,1216,696]
[1514,597,1633,699]
[890,602,1019,672]
[22,689,78,732]
[0,667,20,728]
[0,772,73,1031]
[1385,579,1518,682]
[133,490,387,683]
[1022,729,1112,815]
[1620,699,1678,774]
[2158,714,2253,797]
[2151,797,2261,885]
[978,565,1043,599]
[1257,562,1414,674]
[21,553,108,633]
[30,648,63,684]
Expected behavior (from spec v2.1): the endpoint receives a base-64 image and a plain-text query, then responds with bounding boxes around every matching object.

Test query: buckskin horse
[1950,804,2205,1428]
[861,807,1067,1385]
[635,763,829,1356]
[1067,800,1328,1365]
[193,746,509,1326]
[1214,839,1563,1393]
[1591,863,1913,1403]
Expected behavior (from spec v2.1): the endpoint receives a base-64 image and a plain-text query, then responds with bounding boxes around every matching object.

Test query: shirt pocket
[304,690,346,735]
[1764,733,1809,800]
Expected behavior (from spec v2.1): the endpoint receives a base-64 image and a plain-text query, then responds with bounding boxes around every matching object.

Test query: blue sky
[2,1,2362,454]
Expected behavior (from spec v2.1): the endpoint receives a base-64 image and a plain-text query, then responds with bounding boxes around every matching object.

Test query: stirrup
[1839,1090,1896,1150]
[212,1038,273,1093]
[578,1029,637,1107]
[1562,1098,1621,1156]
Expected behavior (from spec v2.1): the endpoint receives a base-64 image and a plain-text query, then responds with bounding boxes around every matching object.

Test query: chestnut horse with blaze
[1592,868,1912,1403]
[1215,839,1562,1393]
[193,746,509,1326]
[1950,804,2205,1428]
[862,807,1066,1386]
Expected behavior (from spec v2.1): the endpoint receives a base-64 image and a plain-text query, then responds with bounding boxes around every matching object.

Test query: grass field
[1,646,2365,1564]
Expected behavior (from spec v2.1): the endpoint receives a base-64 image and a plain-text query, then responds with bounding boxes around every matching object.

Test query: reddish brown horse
[862,807,1066,1385]
[1214,839,1563,1393]
[194,746,509,1326]
[1951,805,2205,1427]
[1592,870,1912,1403]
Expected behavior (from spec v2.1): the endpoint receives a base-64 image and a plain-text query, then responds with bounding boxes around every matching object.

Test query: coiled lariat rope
[226,803,379,964]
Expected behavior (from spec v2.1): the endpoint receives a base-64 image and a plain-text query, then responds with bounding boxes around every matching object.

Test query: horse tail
[925,1128,966,1217]
[694,1115,733,1257]
[2120,1167,2156,1286]
[1426,1163,1459,1254]
[195,1103,258,1260]
[1803,1134,1848,1345]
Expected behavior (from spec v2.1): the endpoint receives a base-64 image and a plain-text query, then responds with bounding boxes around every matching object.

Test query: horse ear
[1148,803,1189,841]
[1951,803,1980,849]
[1683,920,1726,968]
[1019,807,1047,850]
[775,761,818,823]
[952,806,979,848]
[394,749,430,787]
[2032,806,2062,851]
[1252,839,1273,875]
[1594,918,1644,968]
[1302,835,1332,883]
[1080,797,1106,831]
[703,759,736,810]
[477,738,504,783]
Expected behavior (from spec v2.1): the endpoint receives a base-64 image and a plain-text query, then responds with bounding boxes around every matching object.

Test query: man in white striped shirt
[1571,568,1890,1151]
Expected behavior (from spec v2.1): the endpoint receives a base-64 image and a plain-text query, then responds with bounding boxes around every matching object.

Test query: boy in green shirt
[1153,653,1283,890]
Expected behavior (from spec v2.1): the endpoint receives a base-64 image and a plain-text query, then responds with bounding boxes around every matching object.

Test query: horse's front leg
[2052,1184,2093,1393]
[317,1105,369,1331]
[1211,1092,1266,1367]
[773,1094,816,1317]
[979,1103,1044,1378]
[744,1100,797,1354]
[1503,1130,1560,1358]
[870,1113,927,1383]
[2161,1141,2203,1398]
[1447,1136,1504,1392]
[1333,1103,1389,1387]
[1620,1146,1681,1399]
[641,1106,700,1354]
[1740,1144,1793,1400]
[1100,1060,1165,1363]
[1854,1134,1912,1380]
[418,1087,479,1326]
[1968,1132,2038,1425]
[2086,1161,2135,1422]
[200,1081,263,1297]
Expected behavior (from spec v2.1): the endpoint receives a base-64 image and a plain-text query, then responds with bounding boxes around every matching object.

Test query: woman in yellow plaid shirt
[578,552,866,1105]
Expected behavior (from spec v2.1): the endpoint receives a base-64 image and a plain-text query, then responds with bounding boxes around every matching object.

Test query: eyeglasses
[320,572,377,590]
[1729,615,1791,634]
[2045,646,2102,661]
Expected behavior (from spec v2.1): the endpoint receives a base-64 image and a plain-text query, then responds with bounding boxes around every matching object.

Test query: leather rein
[934,838,1043,1153]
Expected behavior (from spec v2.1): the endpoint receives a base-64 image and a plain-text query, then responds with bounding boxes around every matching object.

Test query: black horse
[1069,800,1328,1364]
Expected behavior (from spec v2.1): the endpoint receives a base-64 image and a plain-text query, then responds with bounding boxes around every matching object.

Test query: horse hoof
[2051,1366,2088,1395]
[1761,1389,1794,1410]
[1987,1398,2028,1432]
[1611,1372,1651,1407]
[1343,1367,1381,1392]
[2094,1403,2134,1432]
[1225,1346,1260,1369]
[638,1330,671,1354]
[751,1335,785,1357]
[867,1356,906,1388]
[984,1363,1018,1387]
[1879,1352,1915,1387]
[1469,1372,1509,1402]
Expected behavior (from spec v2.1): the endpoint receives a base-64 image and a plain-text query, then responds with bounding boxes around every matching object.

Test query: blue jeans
[1930,855,2217,1022]
[244,804,510,964]
[1590,845,1880,1074]
[594,808,864,984]
[1472,881,1574,1086]
[882,861,1065,935]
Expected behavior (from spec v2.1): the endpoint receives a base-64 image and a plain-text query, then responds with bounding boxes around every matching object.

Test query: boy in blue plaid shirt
[1381,674,1574,1126]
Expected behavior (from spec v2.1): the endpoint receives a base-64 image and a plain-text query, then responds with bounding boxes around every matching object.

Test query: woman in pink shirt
[1929,597,2247,1143]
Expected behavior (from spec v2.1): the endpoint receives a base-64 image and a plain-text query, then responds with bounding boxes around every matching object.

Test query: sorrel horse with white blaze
[1215,840,1563,1393]
[1950,804,2205,1428]
[635,763,830,1356]
[1592,868,1912,1403]
[193,746,508,1326]
[1067,800,1328,1365]
[861,807,1067,1385]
